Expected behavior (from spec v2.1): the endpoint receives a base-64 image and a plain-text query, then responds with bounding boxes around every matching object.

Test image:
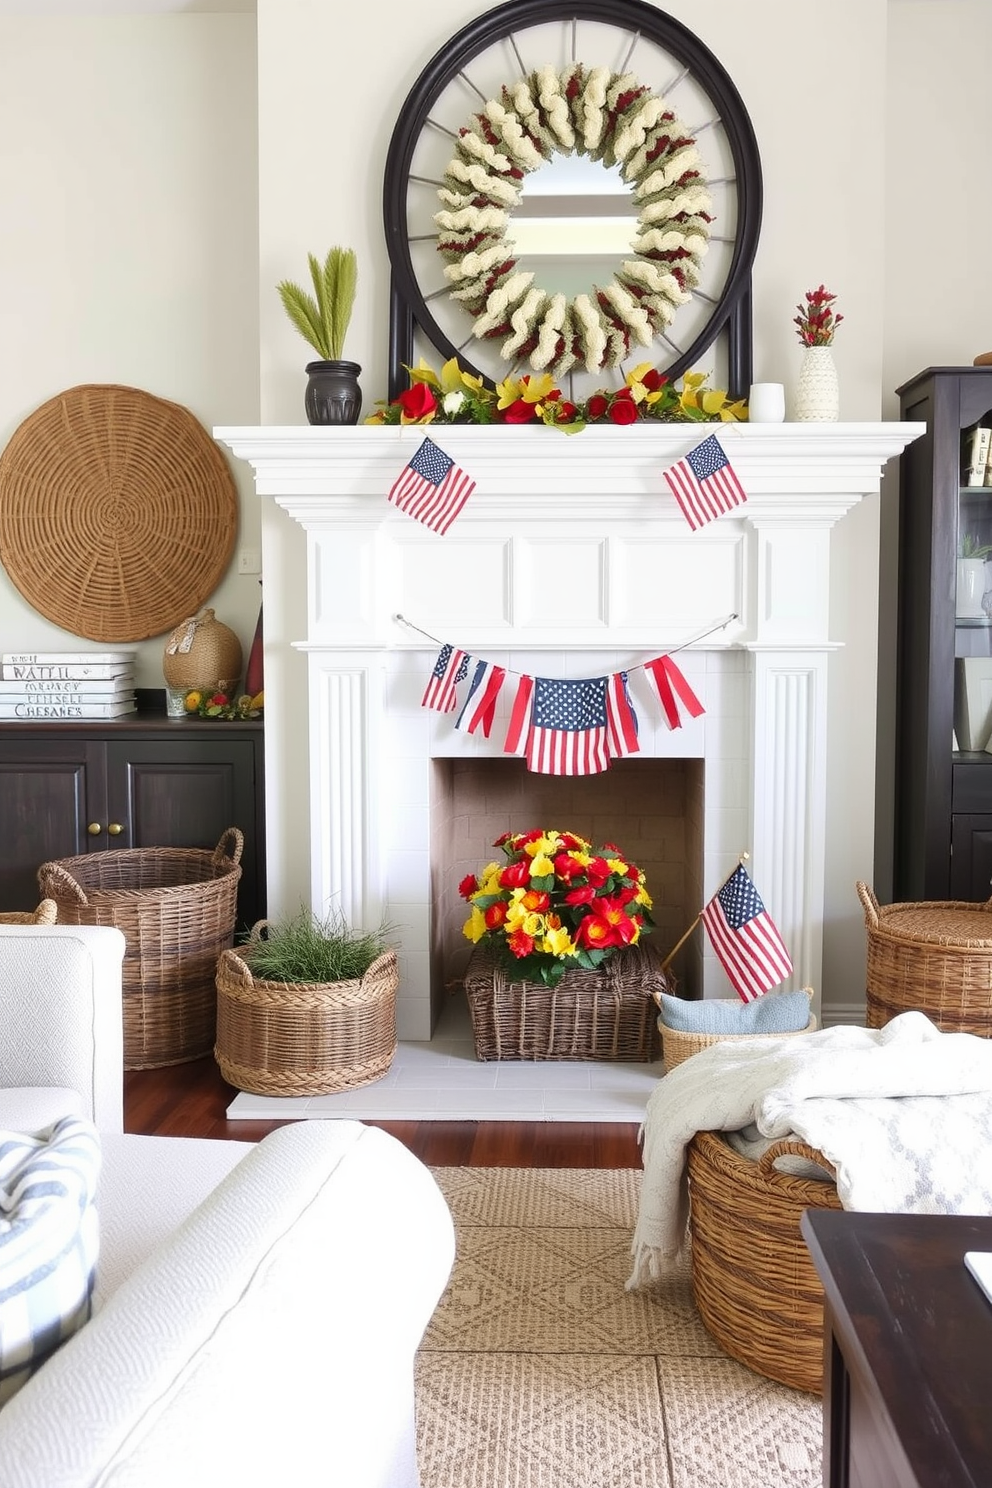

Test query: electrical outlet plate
[238,547,261,575]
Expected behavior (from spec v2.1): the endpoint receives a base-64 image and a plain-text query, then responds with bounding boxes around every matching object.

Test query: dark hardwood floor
[124,1056,643,1167]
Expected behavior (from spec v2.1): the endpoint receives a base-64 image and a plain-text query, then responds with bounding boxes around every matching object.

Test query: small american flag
[455,658,506,738]
[421,644,470,713]
[526,676,611,776]
[387,436,475,535]
[700,863,793,1002]
[664,433,746,531]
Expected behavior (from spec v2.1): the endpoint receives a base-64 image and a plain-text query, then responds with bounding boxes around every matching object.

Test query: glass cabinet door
[954,412,992,750]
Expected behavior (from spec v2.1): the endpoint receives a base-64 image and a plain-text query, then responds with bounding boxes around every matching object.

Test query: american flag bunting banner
[413,627,716,771]
[664,433,747,531]
[421,644,470,713]
[455,658,507,739]
[700,863,793,1002]
[387,436,476,535]
[643,655,705,730]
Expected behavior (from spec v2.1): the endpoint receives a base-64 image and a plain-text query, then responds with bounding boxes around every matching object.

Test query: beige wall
[2,1,989,1001]
[0,15,260,684]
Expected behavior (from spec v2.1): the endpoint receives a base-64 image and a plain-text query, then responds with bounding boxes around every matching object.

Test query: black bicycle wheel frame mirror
[383,0,762,401]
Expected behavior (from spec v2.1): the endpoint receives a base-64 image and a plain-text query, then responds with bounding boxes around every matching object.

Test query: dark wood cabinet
[895,367,992,901]
[0,710,265,933]
[803,1209,992,1488]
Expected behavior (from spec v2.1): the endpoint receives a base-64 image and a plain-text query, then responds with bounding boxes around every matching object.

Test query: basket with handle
[656,988,817,1071]
[687,1128,841,1393]
[463,941,666,1061]
[857,881,992,1036]
[38,829,243,1069]
[214,920,398,1095]
[0,899,58,925]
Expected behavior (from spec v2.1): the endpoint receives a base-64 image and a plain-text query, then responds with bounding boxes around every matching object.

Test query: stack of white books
[0,651,138,719]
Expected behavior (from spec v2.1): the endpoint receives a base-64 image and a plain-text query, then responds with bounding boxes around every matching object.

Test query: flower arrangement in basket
[459,828,653,988]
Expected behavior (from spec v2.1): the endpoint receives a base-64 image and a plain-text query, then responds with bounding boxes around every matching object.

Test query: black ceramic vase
[304,360,362,425]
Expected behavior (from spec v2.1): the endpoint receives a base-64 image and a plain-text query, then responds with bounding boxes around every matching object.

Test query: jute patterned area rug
[416,1167,822,1488]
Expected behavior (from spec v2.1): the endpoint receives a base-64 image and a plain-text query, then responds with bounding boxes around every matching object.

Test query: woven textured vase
[794,346,839,422]
[162,608,243,695]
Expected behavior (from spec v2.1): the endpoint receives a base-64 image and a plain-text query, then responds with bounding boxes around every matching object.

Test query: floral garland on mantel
[366,358,746,430]
[435,63,712,378]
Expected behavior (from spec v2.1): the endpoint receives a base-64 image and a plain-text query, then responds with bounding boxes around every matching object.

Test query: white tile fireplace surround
[216,423,922,1042]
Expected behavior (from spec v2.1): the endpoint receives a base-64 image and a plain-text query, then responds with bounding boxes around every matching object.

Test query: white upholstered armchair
[0,925,455,1488]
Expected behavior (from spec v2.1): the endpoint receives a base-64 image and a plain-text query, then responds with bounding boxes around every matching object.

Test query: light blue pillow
[658,989,811,1035]
[0,1116,101,1406]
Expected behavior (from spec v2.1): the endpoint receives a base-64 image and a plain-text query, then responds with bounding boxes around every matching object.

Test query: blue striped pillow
[0,1116,101,1406]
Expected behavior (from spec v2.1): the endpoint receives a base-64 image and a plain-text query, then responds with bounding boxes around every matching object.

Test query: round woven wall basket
[0,384,238,641]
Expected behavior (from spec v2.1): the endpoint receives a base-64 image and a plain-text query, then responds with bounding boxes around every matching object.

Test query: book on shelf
[0,677,135,697]
[0,691,135,706]
[0,663,135,682]
[0,700,138,720]
[964,425,992,486]
[0,651,136,665]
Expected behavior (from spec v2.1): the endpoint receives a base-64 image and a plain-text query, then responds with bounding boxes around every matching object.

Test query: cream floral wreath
[434,63,712,379]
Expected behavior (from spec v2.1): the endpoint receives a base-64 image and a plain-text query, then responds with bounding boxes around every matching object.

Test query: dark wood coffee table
[801,1209,992,1488]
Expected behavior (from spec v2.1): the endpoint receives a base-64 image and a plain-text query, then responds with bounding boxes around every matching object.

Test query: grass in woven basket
[241,905,393,985]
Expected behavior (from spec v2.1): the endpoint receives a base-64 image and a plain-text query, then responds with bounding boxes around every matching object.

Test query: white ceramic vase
[794,345,840,422]
[956,557,988,620]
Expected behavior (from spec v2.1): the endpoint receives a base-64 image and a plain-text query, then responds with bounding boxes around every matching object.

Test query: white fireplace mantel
[216,421,923,1038]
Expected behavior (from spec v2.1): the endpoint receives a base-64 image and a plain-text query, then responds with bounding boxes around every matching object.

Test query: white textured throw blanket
[628,1012,992,1288]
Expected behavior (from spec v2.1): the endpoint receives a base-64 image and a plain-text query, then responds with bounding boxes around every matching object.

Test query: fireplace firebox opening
[429,756,705,1032]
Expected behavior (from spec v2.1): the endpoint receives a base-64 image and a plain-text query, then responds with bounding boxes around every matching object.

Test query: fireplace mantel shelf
[217,423,924,522]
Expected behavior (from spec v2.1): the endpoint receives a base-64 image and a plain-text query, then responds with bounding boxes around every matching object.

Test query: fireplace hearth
[216,422,922,1039]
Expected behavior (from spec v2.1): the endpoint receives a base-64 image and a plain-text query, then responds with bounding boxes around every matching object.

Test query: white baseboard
[819,1002,866,1028]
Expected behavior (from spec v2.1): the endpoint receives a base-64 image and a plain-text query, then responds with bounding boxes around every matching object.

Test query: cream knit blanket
[628,1011,992,1288]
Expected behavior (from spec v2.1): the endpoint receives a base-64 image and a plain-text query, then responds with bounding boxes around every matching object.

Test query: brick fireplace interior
[430,756,705,1024]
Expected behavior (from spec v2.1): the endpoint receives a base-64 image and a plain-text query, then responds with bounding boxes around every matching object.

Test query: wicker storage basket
[687,1128,841,1393]
[0,900,57,925]
[658,990,817,1071]
[858,881,992,1036]
[38,830,243,1070]
[463,941,667,1061]
[215,926,398,1095]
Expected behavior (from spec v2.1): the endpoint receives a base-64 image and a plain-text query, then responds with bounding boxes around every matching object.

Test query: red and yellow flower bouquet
[459,828,653,987]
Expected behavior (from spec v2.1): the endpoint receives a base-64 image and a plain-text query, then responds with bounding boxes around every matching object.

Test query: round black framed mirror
[383,0,762,400]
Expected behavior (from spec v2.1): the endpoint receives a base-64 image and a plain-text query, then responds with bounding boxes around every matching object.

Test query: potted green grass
[214,905,398,1096]
[277,246,361,424]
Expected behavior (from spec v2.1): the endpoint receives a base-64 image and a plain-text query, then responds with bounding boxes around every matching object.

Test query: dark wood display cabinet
[0,699,265,934]
[895,367,992,901]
